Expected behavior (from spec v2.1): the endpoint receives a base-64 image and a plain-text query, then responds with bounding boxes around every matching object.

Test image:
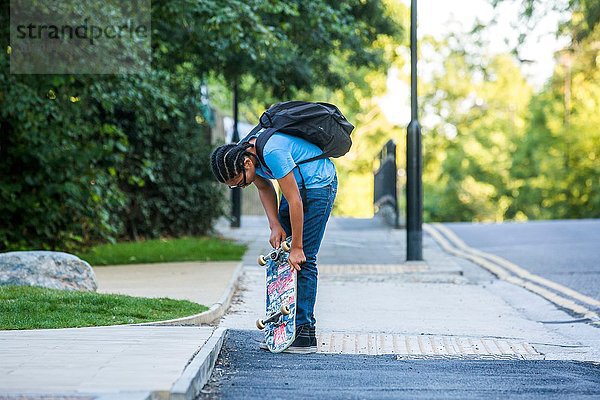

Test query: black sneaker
[283,325,315,354]
[309,326,318,351]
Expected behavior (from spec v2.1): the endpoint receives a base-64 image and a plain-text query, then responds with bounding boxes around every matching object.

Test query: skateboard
[255,238,297,352]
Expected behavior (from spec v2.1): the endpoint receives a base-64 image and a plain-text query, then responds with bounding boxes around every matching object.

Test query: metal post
[386,140,400,229]
[231,80,241,228]
[406,0,422,260]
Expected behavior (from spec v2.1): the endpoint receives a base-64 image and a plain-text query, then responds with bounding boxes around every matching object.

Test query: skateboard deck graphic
[256,238,297,352]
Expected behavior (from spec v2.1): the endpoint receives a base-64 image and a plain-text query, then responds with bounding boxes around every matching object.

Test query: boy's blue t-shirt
[249,132,336,189]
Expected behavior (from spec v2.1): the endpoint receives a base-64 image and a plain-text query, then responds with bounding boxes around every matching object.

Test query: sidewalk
[2,216,599,399]
[0,326,216,399]
[219,216,600,362]
[0,259,241,399]
[94,261,240,310]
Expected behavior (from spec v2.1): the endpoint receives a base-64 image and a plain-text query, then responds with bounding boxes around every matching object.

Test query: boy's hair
[210,142,254,183]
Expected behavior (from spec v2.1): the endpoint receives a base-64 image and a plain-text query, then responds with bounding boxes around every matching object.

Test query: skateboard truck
[258,240,291,266]
[256,304,291,330]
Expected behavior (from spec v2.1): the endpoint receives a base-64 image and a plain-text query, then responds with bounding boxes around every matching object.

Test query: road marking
[317,332,544,359]
[434,223,600,308]
[425,224,600,322]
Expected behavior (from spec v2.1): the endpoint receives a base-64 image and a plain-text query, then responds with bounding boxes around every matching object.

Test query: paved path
[219,217,600,360]
[3,217,600,399]
[442,219,600,303]
[201,330,600,400]
[94,261,239,306]
[207,216,600,398]
[1,260,241,398]
[0,326,214,398]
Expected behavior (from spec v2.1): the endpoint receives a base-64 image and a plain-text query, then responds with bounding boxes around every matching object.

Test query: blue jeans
[277,176,337,329]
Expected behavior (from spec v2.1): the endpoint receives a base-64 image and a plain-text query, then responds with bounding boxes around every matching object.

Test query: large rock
[0,251,97,291]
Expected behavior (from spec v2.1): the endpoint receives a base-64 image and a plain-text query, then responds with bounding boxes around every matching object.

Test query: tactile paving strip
[318,264,429,275]
[317,332,544,360]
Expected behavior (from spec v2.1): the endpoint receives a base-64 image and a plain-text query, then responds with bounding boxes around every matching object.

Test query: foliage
[1,1,404,250]
[0,285,207,330]
[491,0,600,45]
[325,2,408,217]
[206,0,407,217]
[152,0,401,106]
[420,32,533,222]
[4,0,594,242]
[0,63,127,251]
[508,22,600,219]
[91,66,223,240]
[1,19,222,251]
[418,2,599,222]
[481,0,600,220]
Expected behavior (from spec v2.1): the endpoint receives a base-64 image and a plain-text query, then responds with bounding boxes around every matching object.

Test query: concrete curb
[138,262,244,326]
[168,327,227,400]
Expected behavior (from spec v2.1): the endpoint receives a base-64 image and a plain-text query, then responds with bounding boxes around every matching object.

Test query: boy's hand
[288,247,305,271]
[269,224,287,250]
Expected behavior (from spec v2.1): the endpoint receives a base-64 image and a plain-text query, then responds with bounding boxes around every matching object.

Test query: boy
[210,131,337,353]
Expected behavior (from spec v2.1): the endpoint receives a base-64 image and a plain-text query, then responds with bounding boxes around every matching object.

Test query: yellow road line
[433,223,600,308]
[424,224,599,321]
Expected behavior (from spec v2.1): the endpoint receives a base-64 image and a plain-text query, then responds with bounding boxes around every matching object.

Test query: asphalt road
[442,219,600,304]
[199,330,600,399]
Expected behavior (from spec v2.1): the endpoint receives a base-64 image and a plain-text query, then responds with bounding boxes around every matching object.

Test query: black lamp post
[231,80,241,228]
[406,0,423,260]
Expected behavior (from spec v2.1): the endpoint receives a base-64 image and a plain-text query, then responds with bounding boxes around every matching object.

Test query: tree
[508,21,600,219]
[491,0,600,47]
[153,0,401,99]
[0,0,405,250]
[205,0,408,218]
[420,33,532,222]
[487,0,600,219]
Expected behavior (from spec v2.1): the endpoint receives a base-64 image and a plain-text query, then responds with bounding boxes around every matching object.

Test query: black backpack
[241,101,354,175]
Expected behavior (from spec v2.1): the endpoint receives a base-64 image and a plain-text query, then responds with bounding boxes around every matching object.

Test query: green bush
[0,2,224,251]
[97,67,225,240]
[0,62,224,250]
[0,69,127,251]
[1,0,401,250]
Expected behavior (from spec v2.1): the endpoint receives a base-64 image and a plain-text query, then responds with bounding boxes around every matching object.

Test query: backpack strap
[254,127,312,212]
[255,128,329,173]
[240,123,264,144]
[296,152,329,166]
[254,127,279,176]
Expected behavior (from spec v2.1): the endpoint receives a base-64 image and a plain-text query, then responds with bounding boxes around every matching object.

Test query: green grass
[77,236,246,266]
[0,286,208,330]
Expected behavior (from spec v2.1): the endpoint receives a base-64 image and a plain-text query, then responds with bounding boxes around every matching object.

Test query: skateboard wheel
[258,255,267,266]
[256,319,266,330]
[280,304,291,315]
[281,241,291,252]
